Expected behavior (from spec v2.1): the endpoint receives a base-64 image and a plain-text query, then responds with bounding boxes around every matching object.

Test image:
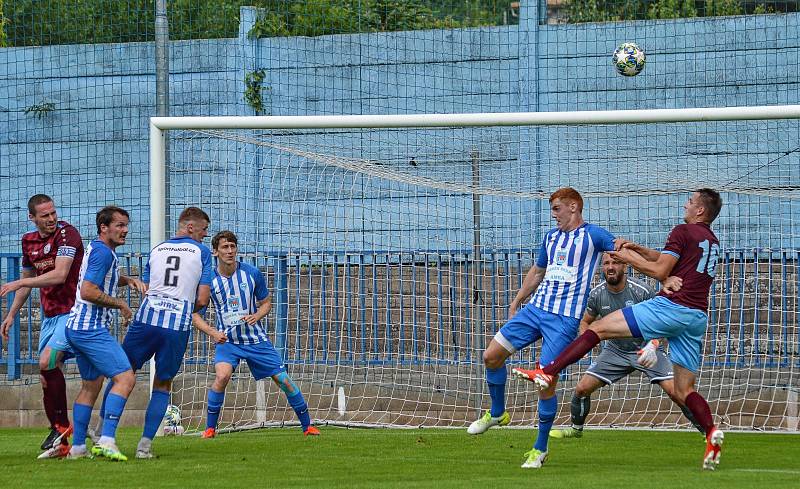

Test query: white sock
[137,437,152,452]
[98,435,115,446]
[71,444,87,454]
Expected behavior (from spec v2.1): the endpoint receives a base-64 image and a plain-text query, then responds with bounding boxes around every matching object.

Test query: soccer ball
[163,404,184,436]
[164,404,181,427]
[164,404,181,425]
[612,42,646,76]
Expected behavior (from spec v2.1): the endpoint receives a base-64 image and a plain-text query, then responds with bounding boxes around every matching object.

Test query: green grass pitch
[1,427,798,488]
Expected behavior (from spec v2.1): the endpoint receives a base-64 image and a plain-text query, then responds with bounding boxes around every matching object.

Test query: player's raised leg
[525,309,633,390]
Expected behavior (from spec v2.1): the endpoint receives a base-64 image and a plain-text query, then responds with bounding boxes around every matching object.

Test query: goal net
[153,108,800,433]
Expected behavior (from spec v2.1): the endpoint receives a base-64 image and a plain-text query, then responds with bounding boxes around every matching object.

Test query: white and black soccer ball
[164,404,181,426]
[162,404,184,435]
[612,42,646,76]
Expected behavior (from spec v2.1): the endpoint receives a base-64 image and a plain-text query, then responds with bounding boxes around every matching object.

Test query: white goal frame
[147,105,800,430]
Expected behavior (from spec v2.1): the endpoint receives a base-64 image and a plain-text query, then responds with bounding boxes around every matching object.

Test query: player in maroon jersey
[1,195,84,457]
[520,189,726,470]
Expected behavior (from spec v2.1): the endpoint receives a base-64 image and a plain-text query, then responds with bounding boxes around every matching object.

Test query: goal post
[149,106,800,433]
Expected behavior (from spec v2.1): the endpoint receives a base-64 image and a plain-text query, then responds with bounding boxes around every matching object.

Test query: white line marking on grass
[732,469,800,475]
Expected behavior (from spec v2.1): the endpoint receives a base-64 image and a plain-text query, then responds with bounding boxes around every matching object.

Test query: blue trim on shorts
[622,306,642,338]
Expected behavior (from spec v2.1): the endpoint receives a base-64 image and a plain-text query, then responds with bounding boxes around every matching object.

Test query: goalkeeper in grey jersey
[550,254,703,438]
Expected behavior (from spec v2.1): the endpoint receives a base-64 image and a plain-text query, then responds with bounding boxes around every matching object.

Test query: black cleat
[40,428,60,451]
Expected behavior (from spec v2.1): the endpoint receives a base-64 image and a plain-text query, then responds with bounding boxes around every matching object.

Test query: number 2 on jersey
[164,255,181,287]
[696,240,719,277]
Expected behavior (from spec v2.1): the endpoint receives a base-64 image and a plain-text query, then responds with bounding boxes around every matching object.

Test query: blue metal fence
[2,250,798,380]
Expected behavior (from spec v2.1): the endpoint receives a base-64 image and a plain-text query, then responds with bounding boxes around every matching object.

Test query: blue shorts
[39,314,74,360]
[122,321,190,382]
[214,340,285,380]
[65,327,131,381]
[622,296,708,373]
[494,305,579,366]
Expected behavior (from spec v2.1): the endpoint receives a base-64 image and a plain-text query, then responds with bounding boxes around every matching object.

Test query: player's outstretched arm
[615,239,660,262]
[508,265,545,318]
[611,248,678,282]
[242,296,272,326]
[0,258,72,295]
[191,312,226,344]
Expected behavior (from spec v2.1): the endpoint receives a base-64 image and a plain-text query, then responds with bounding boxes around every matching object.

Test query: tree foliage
[2,0,512,47]
[564,0,789,23]
[0,0,7,47]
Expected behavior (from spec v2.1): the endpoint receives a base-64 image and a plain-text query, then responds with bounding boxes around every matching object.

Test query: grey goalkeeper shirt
[585,276,656,353]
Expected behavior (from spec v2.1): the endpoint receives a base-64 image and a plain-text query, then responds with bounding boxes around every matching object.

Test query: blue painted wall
[1,5,798,254]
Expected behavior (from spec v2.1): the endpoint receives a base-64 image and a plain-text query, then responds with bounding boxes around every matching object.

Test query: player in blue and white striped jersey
[466,187,616,469]
[97,207,217,459]
[194,231,319,438]
[65,206,146,461]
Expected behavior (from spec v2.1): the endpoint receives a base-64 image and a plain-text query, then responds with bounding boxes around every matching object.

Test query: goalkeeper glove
[636,340,660,368]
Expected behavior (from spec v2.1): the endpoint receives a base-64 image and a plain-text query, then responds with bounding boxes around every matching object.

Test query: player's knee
[214,373,232,390]
[38,349,60,370]
[113,371,136,393]
[153,378,172,392]
[273,372,298,396]
[658,381,679,403]
[482,350,504,369]
[672,385,694,404]
[575,384,593,398]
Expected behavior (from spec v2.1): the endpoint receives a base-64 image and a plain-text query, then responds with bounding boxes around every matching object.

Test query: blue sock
[207,389,225,429]
[98,380,113,421]
[72,403,92,447]
[534,395,558,452]
[143,390,170,440]
[486,366,507,417]
[101,392,128,439]
[287,391,311,431]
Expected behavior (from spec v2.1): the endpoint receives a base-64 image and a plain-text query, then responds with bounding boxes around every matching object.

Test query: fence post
[274,255,289,360]
[5,257,21,380]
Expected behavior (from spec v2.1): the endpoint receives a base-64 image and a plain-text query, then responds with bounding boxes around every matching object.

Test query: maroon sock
[41,368,70,428]
[542,330,601,376]
[685,392,715,436]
